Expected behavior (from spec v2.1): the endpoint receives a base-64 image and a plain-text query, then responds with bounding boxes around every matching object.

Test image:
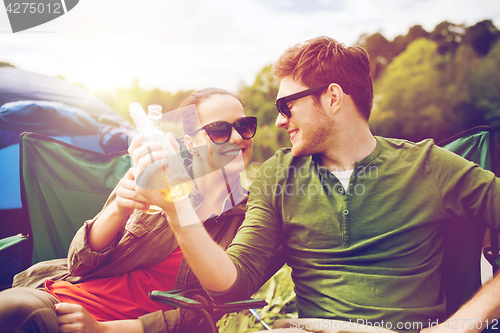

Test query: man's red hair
[272,36,373,120]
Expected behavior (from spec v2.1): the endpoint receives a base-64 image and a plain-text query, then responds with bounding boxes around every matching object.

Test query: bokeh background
[0,0,500,169]
[2,0,500,169]
[2,0,500,331]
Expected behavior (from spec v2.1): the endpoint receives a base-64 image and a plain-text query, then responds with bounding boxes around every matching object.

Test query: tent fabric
[0,100,132,153]
[20,132,131,263]
[0,100,98,136]
[0,67,129,128]
[0,68,134,283]
[0,67,134,153]
[0,133,108,211]
[0,129,22,150]
[0,101,113,211]
[0,75,133,211]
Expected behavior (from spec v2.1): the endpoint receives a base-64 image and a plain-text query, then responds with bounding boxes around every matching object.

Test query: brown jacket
[13,185,248,333]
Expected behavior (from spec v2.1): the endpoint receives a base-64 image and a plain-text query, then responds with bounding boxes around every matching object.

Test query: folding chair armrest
[149,290,267,312]
[0,234,29,251]
[149,290,205,309]
[150,289,268,333]
[0,233,30,291]
[216,298,268,312]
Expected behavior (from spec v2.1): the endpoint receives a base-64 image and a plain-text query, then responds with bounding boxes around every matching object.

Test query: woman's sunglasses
[191,116,257,144]
[275,83,348,118]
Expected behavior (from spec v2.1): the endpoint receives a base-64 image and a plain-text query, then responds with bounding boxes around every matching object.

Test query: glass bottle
[129,103,193,212]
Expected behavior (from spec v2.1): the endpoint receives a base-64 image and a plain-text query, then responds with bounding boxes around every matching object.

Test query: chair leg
[195,308,218,333]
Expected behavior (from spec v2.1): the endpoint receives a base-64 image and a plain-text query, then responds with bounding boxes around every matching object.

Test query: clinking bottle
[129,103,193,203]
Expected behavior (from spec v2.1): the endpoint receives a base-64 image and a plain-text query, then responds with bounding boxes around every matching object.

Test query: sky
[1,0,499,93]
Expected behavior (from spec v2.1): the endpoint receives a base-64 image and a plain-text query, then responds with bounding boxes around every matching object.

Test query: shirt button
[343,209,349,216]
[343,235,349,241]
[337,187,344,194]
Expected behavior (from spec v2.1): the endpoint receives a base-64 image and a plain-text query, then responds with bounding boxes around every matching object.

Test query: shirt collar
[310,136,382,172]
[188,175,248,216]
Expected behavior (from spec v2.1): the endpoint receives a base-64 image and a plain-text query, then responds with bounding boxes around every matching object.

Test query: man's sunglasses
[275,83,348,118]
[191,116,257,144]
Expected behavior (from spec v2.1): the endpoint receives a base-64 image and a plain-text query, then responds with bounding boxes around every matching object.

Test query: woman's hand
[55,303,104,333]
[129,133,199,228]
[55,303,144,333]
[113,168,150,217]
[88,160,156,251]
[87,135,169,251]
[128,134,173,180]
[129,133,181,211]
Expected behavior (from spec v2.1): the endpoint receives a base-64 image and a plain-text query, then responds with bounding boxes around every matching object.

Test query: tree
[371,39,452,142]
[406,25,429,42]
[356,32,393,80]
[469,39,500,125]
[239,64,286,164]
[429,21,466,55]
[357,25,430,81]
[462,20,500,56]
[241,64,279,125]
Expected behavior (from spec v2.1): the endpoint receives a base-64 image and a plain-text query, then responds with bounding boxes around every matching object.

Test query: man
[144,36,500,332]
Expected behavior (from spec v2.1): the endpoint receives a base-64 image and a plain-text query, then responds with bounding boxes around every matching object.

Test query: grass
[217,264,297,332]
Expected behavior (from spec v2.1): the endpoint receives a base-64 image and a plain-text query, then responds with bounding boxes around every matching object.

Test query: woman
[0,88,257,333]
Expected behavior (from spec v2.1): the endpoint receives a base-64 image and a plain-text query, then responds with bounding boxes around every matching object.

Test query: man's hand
[129,133,193,222]
[55,303,103,333]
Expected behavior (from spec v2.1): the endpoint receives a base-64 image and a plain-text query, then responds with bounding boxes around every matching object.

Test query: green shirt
[211,136,500,329]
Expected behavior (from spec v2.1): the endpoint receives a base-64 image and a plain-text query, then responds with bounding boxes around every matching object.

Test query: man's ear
[326,83,344,115]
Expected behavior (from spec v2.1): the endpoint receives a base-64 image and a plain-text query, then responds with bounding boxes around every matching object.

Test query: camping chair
[0,233,30,290]
[0,131,130,289]
[150,283,268,333]
[437,125,499,316]
[0,98,132,289]
[10,132,267,331]
[19,132,131,265]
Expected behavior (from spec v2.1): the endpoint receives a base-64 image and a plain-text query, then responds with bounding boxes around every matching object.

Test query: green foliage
[371,39,451,142]
[90,84,195,126]
[376,39,442,111]
[239,64,289,164]
[240,64,279,127]
[356,32,393,79]
[356,19,499,80]
[429,21,466,55]
[370,34,500,171]
[462,20,500,56]
[468,39,500,120]
[356,25,428,80]
[0,61,15,67]
[218,265,297,332]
